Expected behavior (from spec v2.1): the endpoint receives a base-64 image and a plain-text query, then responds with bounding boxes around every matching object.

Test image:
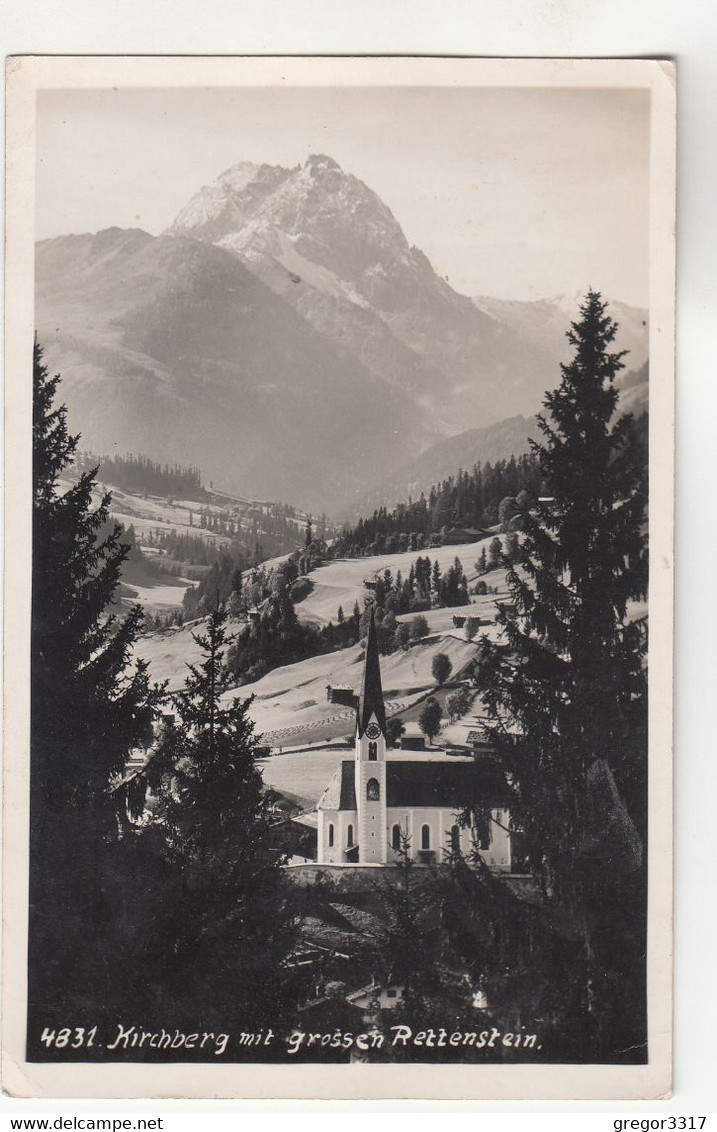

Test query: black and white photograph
[3,56,675,1100]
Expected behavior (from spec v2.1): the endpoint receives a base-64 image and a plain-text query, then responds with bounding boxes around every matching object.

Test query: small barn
[326,683,359,708]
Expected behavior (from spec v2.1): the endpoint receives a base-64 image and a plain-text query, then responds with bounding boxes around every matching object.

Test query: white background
[2,0,716,1122]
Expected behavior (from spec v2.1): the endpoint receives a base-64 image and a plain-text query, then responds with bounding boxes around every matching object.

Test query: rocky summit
[35,155,648,514]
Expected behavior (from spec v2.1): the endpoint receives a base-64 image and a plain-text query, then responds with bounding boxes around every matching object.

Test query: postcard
[3,55,675,1099]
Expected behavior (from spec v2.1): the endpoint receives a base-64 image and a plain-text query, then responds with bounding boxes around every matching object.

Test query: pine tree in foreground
[139,605,298,1025]
[30,340,160,1028]
[473,291,648,1060]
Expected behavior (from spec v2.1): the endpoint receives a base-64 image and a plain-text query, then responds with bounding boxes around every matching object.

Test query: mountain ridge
[35,227,437,513]
[168,154,649,432]
[35,154,649,517]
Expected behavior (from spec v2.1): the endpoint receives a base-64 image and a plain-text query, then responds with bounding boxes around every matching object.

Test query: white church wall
[317,808,358,864]
[318,804,510,867]
[385,805,512,869]
[386,806,462,863]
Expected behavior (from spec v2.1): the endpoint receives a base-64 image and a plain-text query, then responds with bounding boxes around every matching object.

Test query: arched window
[347,824,354,848]
[328,823,334,847]
[391,824,401,851]
[450,824,461,852]
[421,824,431,850]
[366,777,380,801]
[368,741,378,761]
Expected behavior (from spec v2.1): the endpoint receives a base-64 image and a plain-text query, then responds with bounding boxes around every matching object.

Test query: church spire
[357,606,387,737]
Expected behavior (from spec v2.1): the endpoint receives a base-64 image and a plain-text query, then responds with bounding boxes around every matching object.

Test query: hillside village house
[315,610,512,870]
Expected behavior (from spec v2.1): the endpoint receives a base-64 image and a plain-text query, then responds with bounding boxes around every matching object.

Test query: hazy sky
[36,85,650,306]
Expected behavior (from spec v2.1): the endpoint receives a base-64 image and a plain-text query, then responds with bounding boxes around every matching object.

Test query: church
[315,610,513,870]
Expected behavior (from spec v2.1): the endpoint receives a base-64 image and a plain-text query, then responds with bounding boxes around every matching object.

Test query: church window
[421,824,431,850]
[368,741,378,761]
[366,777,380,801]
[391,824,401,851]
[328,824,334,847]
[347,824,354,847]
[475,809,491,850]
[450,824,461,851]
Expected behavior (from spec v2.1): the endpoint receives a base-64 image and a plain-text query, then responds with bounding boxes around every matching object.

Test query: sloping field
[223,632,480,744]
[121,575,196,611]
[257,747,349,809]
[135,614,482,744]
[373,634,479,689]
[393,580,509,638]
[293,537,505,627]
[134,549,647,747]
[58,477,224,533]
[133,621,208,689]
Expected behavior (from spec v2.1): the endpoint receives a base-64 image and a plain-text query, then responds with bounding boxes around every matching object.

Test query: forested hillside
[330,453,542,557]
[74,451,205,500]
[331,406,647,559]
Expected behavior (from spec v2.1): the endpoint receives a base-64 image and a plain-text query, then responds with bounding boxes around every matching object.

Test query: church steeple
[355,605,388,864]
[357,606,387,737]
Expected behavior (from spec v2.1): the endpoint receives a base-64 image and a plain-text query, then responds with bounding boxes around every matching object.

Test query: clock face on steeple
[365,722,381,740]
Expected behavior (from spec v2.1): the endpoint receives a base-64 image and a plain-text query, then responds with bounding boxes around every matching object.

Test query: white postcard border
[3,54,675,1100]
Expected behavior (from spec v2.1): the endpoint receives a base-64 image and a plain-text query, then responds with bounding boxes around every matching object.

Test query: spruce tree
[487,536,503,569]
[374,834,439,994]
[504,531,520,564]
[431,558,442,598]
[473,291,648,1059]
[30,341,159,1029]
[142,606,297,1024]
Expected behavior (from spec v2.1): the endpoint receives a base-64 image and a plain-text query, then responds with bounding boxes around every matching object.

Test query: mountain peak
[304,153,342,173]
[168,150,413,282]
[218,160,290,190]
[163,158,648,445]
